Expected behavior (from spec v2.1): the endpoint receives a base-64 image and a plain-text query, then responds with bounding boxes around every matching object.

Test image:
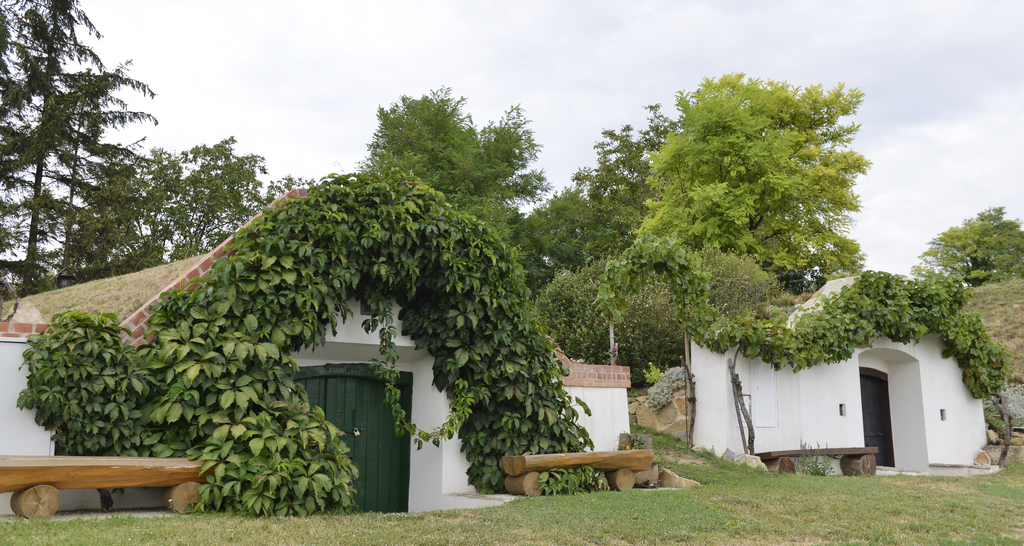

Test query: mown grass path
[3,431,1023,545]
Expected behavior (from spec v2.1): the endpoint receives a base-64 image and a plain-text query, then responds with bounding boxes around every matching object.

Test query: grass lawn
[3,430,1023,545]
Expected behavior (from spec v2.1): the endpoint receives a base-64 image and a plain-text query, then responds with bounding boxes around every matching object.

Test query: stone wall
[629,382,691,440]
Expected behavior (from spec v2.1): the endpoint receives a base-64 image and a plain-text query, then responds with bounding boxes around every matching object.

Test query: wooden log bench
[502,450,654,496]
[1,456,208,519]
[755,447,879,476]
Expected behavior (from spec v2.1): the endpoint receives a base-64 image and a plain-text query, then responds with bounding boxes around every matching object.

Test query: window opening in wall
[940,408,946,421]
[839,404,846,416]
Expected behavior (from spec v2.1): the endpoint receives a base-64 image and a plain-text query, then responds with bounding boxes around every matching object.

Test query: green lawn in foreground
[3,430,1023,545]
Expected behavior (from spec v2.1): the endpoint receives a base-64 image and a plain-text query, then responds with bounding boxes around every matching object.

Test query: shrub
[18,311,157,456]
[795,443,835,476]
[646,366,691,412]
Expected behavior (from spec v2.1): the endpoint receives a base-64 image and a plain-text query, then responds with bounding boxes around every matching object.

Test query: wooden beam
[0,456,207,494]
[502,450,653,477]
[755,447,878,460]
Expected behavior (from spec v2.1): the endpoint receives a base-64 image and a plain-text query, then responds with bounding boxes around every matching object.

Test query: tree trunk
[606,469,634,491]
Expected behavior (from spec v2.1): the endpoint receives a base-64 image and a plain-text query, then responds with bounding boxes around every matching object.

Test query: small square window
[839,404,846,417]
[940,409,946,421]
[360,300,373,316]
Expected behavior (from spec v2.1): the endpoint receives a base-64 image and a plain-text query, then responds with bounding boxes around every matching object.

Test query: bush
[646,366,691,412]
[534,262,686,387]
[534,249,781,388]
[18,311,158,456]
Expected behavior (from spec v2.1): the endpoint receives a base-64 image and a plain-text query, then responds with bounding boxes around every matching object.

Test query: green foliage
[533,261,688,386]
[913,207,1024,287]
[642,73,868,277]
[18,311,155,456]
[142,170,591,504]
[138,137,276,261]
[536,465,609,495]
[360,87,549,239]
[643,365,663,385]
[516,105,682,290]
[600,238,1009,399]
[617,434,647,451]
[700,248,782,319]
[703,271,1010,399]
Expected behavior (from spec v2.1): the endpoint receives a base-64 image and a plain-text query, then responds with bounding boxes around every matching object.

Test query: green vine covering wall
[600,241,1010,399]
[142,171,591,501]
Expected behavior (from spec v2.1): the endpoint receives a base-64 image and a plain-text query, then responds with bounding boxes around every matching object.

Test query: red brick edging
[0,321,48,339]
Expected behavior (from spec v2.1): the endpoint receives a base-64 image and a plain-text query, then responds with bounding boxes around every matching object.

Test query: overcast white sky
[84,0,1024,276]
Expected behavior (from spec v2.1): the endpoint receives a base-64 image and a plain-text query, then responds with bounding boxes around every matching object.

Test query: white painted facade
[691,334,987,472]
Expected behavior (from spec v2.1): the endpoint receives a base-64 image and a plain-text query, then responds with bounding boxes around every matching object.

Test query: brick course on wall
[0,321,48,339]
[553,347,631,388]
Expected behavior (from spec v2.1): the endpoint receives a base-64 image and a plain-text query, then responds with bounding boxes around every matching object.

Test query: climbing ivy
[141,170,591,506]
[601,239,1010,399]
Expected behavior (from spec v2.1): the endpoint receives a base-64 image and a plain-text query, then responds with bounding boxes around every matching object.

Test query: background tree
[912,207,1024,286]
[516,105,680,290]
[138,137,271,261]
[360,87,549,238]
[641,74,868,285]
[0,0,155,294]
[534,249,780,386]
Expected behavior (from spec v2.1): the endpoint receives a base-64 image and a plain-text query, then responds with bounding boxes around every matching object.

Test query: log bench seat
[1,456,208,519]
[755,447,879,475]
[501,450,654,495]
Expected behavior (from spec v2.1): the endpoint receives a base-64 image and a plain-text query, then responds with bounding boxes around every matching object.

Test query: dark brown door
[860,368,895,467]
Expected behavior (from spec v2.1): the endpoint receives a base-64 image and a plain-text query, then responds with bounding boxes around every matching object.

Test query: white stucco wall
[691,335,986,470]
[565,386,630,452]
[1,337,57,515]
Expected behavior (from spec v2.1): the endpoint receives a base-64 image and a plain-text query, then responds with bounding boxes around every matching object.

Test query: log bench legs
[504,468,638,495]
[11,485,61,519]
[762,454,876,476]
[9,483,201,519]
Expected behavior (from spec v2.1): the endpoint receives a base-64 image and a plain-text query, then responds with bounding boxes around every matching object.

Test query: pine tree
[0,0,155,294]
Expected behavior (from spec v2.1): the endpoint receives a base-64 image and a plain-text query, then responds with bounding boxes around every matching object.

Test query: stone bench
[502,450,654,495]
[1,456,208,519]
[755,447,879,475]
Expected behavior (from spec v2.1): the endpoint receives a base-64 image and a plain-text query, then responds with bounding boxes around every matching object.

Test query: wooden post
[161,482,201,513]
[10,485,61,519]
[840,454,876,476]
[502,450,654,476]
[504,472,541,497]
[606,469,634,491]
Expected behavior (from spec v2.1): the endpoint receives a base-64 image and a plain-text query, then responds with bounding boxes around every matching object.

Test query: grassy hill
[967,278,1024,384]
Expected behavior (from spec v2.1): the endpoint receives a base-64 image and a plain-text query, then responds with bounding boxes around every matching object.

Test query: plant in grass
[795,443,835,476]
[536,465,609,495]
[18,311,156,457]
[1004,384,1024,427]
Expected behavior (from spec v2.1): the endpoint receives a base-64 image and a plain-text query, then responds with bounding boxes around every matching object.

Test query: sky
[82,0,1024,276]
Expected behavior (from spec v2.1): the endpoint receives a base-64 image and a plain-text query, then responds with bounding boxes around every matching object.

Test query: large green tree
[641,74,868,279]
[516,105,681,290]
[0,0,155,293]
[360,87,549,238]
[912,207,1024,286]
[138,137,271,261]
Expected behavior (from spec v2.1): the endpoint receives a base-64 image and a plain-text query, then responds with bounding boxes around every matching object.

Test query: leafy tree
[138,137,271,261]
[516,105,680,290]
[912,207,1024,286]
[641,73,869,278]
[360,87,549,238]
[535,249,780,386]
[0,0,155,293]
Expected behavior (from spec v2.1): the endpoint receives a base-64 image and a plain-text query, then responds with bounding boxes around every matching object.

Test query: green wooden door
[295,364,412,513]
